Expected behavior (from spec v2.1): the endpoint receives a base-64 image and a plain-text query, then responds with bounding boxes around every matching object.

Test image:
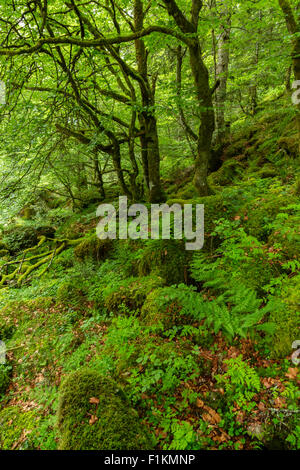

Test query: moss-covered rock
[137,239,188,285]
[141,285,200,329]
[103,275,164,314]
[0,249,9,257]
[74,234,113,261]
[3,226,38,254]
[0,241,8,251]
[208,159,244,186]
[57,368,154,450]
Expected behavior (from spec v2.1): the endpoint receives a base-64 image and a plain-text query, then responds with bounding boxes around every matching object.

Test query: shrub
[57,368,154,450]
[269,275,300,358]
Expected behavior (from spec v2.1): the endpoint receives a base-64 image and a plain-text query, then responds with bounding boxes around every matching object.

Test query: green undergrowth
[0,103,299,450]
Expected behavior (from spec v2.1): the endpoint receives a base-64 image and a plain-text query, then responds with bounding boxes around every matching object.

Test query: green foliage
[216,356,261,408]
[269,275,300,358]
[0,405,39,449]
[0,363,11,396]
[3,226,38,253]
[57,368,154,450]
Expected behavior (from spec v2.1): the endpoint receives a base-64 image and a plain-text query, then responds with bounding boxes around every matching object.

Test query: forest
[0,0,299,452]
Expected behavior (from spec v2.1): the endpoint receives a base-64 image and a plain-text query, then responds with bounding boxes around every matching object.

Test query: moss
[277,135,298,156]
[0,406,39,449]
[137,239,188,285]
[175,182,198,199]
[74,234,113,261]
[141,285,199,329]
[35,225,56,239]
[57,368,154,450]
[57,279,87,305]
[0,241,8,251]
[270,275,300,358]
[244,193,297,241]
[0,364,11,396]
[224,138,249,158]
[0,322,16,341]
[103,275,164,314]
[3,226,38,254]
[0,249,9,257]
[208,159,244,186]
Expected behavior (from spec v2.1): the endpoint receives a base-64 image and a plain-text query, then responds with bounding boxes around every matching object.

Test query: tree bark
[215,5,231,145]
[134,0,164,202]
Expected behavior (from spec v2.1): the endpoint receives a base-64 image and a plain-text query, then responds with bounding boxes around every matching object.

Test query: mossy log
[0,236,84,287]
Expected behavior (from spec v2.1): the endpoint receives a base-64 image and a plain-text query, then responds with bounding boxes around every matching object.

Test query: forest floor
[0,96,299,450]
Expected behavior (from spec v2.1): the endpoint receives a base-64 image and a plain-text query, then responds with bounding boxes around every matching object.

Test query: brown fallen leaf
[89,397,100,404]
[89,415,98,425]
[285,367,298,380]
[196,398,204,408]
[202,407,221,425]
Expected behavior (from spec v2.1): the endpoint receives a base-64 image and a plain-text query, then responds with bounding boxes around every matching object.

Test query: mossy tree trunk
[163,0,215,196]
[134,0,164,203]
[215,6,231,145]
[279,0,300,149]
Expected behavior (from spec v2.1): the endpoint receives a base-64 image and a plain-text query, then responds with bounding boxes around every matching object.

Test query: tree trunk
[278,0,300,149]
[189,42,215,196]
[134,0,164,202]
[215,8,231,145]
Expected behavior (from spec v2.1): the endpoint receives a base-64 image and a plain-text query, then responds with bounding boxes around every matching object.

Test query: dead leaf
[89,415,98,425]
[196,398,204,408]
[285,368,298,380]
[89,397,100,405]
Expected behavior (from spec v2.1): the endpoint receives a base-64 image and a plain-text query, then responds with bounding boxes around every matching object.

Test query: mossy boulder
[103,275,164,314]
[208,159,244,186]
[137,239,188,285]
[141,285,200,329]
[3,226,38,254]
[74,234,113,261]
[0,249,9,257]
[57,368,154,450]
[35,225,56,239]
[0,241,8,251]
